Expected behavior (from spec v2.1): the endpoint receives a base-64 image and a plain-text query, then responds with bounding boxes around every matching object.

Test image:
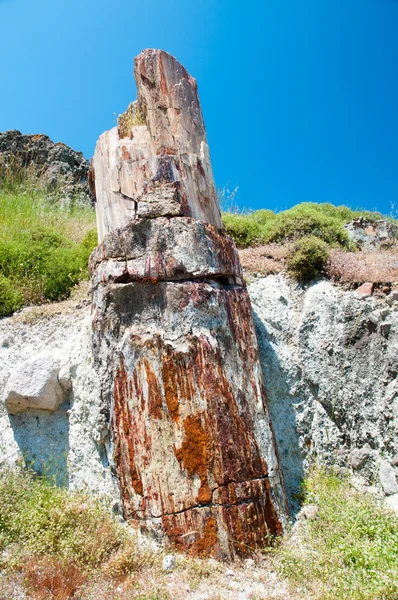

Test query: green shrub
[279,469,398,600]
[222,202,386,249]
[287,236,329,281]
[222,213,264,248]
[262,204,350,246]
[0,274,23,317]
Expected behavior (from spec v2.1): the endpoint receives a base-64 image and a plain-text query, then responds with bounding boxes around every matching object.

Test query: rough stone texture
[89,217,243,287]
[249,274,398,512]
[4,351,69,414]
[90,49,287,559]
[0,130,90,203]
[0,307,119,498]
[345,217,398,250]
[379,460,398,495]
[91,49,222,243]
[354,281,373,300]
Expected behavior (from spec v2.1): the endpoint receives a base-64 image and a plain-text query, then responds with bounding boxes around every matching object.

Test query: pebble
[162,554,176,572]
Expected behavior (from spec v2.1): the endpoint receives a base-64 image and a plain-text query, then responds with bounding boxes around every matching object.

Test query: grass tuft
[278,469,398,600]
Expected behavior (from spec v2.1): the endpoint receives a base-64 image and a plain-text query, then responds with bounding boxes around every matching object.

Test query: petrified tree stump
[90,49,287,559]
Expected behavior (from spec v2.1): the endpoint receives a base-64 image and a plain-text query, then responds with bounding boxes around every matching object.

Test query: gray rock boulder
[345,217,398,250]
[379,461,398,496]
[4,351,71,414]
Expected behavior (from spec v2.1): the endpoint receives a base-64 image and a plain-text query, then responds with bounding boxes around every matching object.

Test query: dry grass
[238,243,290,279]
[327,248,398,283]
[24,558,86,600]
[239,244,398,286]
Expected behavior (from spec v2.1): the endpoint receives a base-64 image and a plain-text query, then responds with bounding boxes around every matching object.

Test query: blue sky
[1,0,397,214]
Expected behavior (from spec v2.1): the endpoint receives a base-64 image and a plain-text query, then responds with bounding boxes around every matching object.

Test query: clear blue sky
[1,0,397,214]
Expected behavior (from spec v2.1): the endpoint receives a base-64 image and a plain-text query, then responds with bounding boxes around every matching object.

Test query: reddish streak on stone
[113,357,143,500]
[143,358,163,420]
[121,146,132,160]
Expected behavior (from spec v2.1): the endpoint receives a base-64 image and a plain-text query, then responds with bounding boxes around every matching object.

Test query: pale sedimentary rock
[4,351,70,414]
[90,49,287,558]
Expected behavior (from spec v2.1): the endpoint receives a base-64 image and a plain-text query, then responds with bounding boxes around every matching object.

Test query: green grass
[0,468,156,598]
[222,202,384,249]
[279,469,398,600]
[0,468,123,572]
[0,177,97,316]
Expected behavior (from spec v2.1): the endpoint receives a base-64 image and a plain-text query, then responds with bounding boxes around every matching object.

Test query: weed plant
[287,236,329,281]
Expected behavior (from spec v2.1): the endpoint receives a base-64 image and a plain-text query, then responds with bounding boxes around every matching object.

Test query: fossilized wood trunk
[90,49,288,559]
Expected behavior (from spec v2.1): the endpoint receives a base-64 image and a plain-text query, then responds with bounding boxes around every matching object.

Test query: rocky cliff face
[0,130,90,203]
[89,49,287,559]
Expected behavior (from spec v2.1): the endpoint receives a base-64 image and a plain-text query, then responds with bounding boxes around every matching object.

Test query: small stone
[385,493,398,515]
[245,558,255,570]
[379,460,398,495]
[355,282,373,300]
[4,351,67,414]
[350,446,371,470]
[162,554,176,573]
[300,504,319,521]
[380,322,392,339]
[1,336,14,348]
[386,290,398,306]
[225,568,235,577]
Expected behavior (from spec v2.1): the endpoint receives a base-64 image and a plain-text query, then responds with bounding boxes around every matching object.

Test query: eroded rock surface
[92,49,222,243]
[345,217,398,250]
[249,274,398,512]
[0,130,90,203]
[4,351,70,414]
[90,49,287,558]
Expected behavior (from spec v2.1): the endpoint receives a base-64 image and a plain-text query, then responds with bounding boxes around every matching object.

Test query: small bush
[262,204,350,246]
[0,469,124,572]
[287,236,329,281]
[118,102,146,139]
[0,274,23,317]
[222,213,264,248]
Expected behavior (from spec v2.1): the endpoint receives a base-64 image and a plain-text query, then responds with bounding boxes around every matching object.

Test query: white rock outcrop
[249,273,398,511]
[0,306,119,501]
[4,351,69,414]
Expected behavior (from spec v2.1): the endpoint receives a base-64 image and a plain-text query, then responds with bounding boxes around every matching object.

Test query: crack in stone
[129,474,273,521]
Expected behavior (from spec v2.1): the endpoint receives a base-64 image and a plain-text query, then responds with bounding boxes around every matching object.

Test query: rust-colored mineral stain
[162,513,218,558]
[196,516,218,557]
[121,146,132,160]
[142,358,163,419]
[161,349,186,423]
[175,414,211,504]
[113,357,143,499]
